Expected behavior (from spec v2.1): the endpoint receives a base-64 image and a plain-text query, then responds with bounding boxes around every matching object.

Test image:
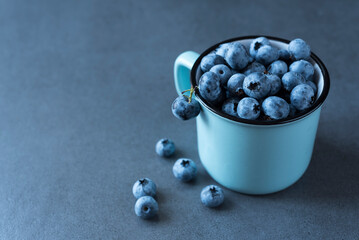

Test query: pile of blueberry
[172,37,318,121]
[133,138,224,219]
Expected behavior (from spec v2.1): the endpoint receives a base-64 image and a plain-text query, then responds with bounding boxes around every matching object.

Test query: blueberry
[200,53,226,72]
[249,37,270,58]
[171,95,200,120]
[227,73,246,98]
[237,97,260,120]
[255,45,279,66]
[224,42,251,70]
[289,60,314,81]
[262,96,290,120]
[210,64,233,86]
[172,158,197,182]
[290,84,315,111]
[243,72,271,99]
[222,98,240,117]
[200,185,224,208]
[198,72,224,105]
[134,196,159,219]
[278,49,290,61]
[267,60,288,78]
[242,61,266,76]
[266,74,282,95]
[216,43,231,58]
[132,178,157,199]
[281,71,306,91]
[288,38,311,60]
[155,138,175,157]
[306,81,317,94]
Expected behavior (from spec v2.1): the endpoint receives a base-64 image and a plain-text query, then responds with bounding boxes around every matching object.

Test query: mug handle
[174,51,200,96]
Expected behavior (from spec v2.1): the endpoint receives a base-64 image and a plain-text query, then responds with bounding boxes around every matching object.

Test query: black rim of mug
[190,35,330,126]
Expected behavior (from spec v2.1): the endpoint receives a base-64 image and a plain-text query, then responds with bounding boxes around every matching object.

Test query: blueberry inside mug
[174,36,330,194]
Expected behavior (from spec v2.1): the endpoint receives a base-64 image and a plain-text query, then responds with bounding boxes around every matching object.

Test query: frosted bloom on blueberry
[201,185,224,208]
[134,196,158,219]
[222,98,240,117]
[281,71,306,91]
[289,60,314,81]
[132,178,157,199]
[227,73,246,98]
[172,158,197,182]
[288,38,311,60]
[249,37,270,58]
[210,64,233,86]
[198,72,224,105]
[200,53,225,72]
[290,84,315,111]
[237,97,260,120]
[268,60,288,78]
[155,138,175,157]
[243,61,266,76]
[262,96,290,120]
[243,72,271,99]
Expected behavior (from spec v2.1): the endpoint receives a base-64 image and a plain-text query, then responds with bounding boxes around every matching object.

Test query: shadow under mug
[174,36,330,195]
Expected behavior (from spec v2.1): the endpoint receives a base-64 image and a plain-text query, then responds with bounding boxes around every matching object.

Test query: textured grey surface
[0,0,358,239]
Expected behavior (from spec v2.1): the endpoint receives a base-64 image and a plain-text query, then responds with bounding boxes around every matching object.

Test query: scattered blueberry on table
[132,178,157,199]
[172,158,197,182]
[200,185,225,208]
[134,196,159,219]
[156,138,175,157]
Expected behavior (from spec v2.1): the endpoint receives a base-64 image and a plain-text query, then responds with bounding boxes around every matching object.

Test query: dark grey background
[0,0,358,239]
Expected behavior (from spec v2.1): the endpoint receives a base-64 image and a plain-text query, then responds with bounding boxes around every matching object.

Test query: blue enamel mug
[174,36,330,194]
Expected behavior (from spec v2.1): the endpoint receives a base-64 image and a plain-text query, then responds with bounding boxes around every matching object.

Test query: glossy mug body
[174,36,330,194]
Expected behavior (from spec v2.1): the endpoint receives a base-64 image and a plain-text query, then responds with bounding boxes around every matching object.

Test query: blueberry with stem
[172,86,201,120]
